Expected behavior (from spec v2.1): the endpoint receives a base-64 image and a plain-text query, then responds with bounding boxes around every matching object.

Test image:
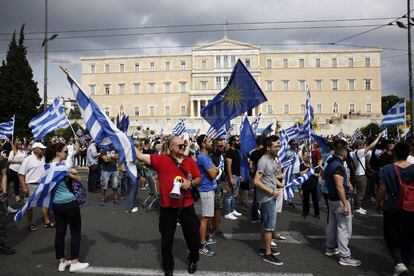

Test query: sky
[0,0,411,100]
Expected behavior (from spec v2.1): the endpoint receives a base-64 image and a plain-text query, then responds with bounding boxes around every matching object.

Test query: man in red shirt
[136,136,201,276]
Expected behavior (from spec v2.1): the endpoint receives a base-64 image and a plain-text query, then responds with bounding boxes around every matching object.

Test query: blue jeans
[224,175,240,215]
[120,171,130,197]
[260,198,277,231]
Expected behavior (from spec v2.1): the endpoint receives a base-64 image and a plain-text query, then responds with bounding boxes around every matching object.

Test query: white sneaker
[58,260,71,272]
[225,213,238,220]
[69,262,89,272]
[393,263,409,276]
[130,207,139,213]
[232,210,242,216]
[270,240,277,248]
[355,208,367,215]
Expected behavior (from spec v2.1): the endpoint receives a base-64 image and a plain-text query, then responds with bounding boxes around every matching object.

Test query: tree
[68,104,81,120]
[0,25,42,138]
[361,122,380,137]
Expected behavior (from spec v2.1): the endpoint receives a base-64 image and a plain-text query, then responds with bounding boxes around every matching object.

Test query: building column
[189,100,193,118]
[197,100,201,117]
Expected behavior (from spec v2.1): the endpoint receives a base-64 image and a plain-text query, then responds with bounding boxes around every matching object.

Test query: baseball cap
[32,142,46,149]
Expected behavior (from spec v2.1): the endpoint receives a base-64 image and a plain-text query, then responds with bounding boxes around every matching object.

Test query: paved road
[0,168,409,276]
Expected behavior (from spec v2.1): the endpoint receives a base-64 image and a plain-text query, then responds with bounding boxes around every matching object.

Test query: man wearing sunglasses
[135,136,201,276]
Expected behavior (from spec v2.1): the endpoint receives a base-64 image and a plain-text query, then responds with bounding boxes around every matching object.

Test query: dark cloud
[0,0,410,99]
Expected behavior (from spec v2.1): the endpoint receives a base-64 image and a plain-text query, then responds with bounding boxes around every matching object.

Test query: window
[364,79,372,90]
[315,80,322,91]
[180,82,187,93]
[348,79,355,91]
[216,76,222,90]
[149,106,155,117]
[104,107,110,116]
[267,104,273,114]
[315,58,320,68]
[104,84,110,95]
[366,103,372,113]
[231,55,236,66]
[299,80,306,91]
[165,106,171,116]
[118,83,125,94]
[349,104,355,113]
[223,76,229,86]
[283,104,289,114]
[245,59,250,68]
[223,56,229,68]
[119,106,125,116]
[119,64,125,72]
[365,57,371,67]
[180,60,186,70]
[180,105,186,116]
[90,64,95,73]
[164,82,171,93]
[134,63,140,72]
[300,104,306,114]
[201,59,207,69]
[266,58,272,69]
[200,81,207,90]
[299,58,304,68]
[332,58,337,68]
[215,56,221,68]
[104,64,110,73]
[331,79,338,91]
[266,80,273,91]
[133,83,140,94]
[134,106,140,116]
[89,84,96,95]
[150,62,155,71]
[333,103,339,113]
[148,82,155,93]
[283,58,288,68]
[316,104,322,113]
[283,80,289,91]
[348,57,354,67]
[165,61,170,71]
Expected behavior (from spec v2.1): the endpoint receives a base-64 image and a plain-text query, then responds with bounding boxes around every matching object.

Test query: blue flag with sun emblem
[200,59,267,129]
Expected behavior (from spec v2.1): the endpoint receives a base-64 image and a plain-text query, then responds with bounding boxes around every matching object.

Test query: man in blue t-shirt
[196,134,218,257]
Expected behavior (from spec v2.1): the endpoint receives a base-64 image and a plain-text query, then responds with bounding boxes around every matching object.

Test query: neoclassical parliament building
[81,37,382,135]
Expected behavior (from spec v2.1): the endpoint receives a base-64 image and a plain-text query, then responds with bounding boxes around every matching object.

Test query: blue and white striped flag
[303,82,314,141]
[380,98,406,128]
[0,115,15,139]
[282,154,297,200]
[206,124,226,140]
[251,113,262,132]
[351,128,364,143]
[283,168,315,200]
[62,68,137,184]
[172,120,186,136]
[278,129,289,166]
[29,98,70,141]
[14,162,68,221]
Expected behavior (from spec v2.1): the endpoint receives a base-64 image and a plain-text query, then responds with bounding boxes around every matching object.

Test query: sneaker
[188,261,197,274]
[199,244,215,257]
[251,219,261,224]
[130,207,139,213]
[274,234,287,240]
[355,208,367,215]
[69,262,89,272]
[224,213,238,220]
[7,206,18,214]
[113,200,120,205]
[262,253,283,266]
[100,201,106,207]
[58,260,71,272]
[206,235,217,245]
[270,240,277,248]
[338,256,362,267]
[0,245,16,255]
[393,263,409,276]
[325,248,340,256]
[232,210,242,216]
[258,248,280,256]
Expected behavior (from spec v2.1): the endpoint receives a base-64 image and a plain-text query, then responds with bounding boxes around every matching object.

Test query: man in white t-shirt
[18,142,50,231]
[350,135,381,215]
[407,137,414,164]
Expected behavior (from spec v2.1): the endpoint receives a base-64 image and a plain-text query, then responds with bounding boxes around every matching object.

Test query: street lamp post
[408,0,414,135]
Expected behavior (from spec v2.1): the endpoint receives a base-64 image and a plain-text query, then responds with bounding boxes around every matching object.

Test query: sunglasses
[217,145,225,148]
[63,151,69,154]
[177,144,185,149]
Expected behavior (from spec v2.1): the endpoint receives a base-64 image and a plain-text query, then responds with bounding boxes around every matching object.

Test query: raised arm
[135,146,151,165]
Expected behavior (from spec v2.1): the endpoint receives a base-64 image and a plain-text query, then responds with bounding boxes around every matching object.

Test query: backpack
[393,165,414,212]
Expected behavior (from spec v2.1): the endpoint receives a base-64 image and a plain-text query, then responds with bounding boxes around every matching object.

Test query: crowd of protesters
[0,130,413,275]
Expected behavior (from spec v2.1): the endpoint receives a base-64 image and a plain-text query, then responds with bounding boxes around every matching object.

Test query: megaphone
[170,176,183,199]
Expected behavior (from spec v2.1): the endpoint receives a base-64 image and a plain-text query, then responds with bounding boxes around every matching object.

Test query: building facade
[81,37,382,134]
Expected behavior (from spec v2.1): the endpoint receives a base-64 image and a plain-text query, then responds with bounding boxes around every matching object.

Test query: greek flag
[278,129,289,166]
[338,129,346,139]
[283,168,315,200]
[304,82,314,141]
[351,128,364,143]
[282,154,297,200]
[206,124,226,140]
[380,98,406,128]
[76,127,83,137]
[215,155,225,181]
[172,120,186,136]
[29,98,70,141]
[0,115,15,139]
[251,113,262,132]
[14,162,68,221]
[62,68,137,184]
